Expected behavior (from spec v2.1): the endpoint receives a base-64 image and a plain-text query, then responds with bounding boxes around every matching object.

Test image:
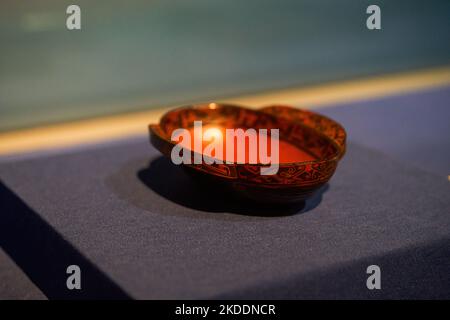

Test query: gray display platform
[1,86,449,299]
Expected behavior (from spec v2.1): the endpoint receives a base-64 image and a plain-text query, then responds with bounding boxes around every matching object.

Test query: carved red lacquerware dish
[149,103,346,204]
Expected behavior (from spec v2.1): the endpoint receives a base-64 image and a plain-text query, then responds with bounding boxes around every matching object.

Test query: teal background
[1,0,449,131]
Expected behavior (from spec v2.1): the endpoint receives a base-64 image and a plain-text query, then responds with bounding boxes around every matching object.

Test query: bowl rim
[149,103,346,168]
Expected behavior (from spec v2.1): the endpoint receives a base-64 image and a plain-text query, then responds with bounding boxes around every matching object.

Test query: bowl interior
[157,103,340,164]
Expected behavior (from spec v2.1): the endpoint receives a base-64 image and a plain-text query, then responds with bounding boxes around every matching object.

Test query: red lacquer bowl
[149,103,346,204]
